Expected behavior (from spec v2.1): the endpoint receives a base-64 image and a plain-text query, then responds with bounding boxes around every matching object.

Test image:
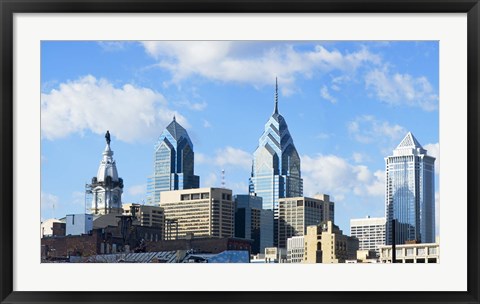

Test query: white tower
[90,131,124,215]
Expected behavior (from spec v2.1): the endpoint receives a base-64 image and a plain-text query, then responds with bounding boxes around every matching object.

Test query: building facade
[378,241,439,263]
[287,236,305,263]
[234,194,273,254]
[249,79,303,246]
[159,187,234,239]
[65,214,93,236]
[278,195,333,249]
[385,132,436,245]
[89,131,124,215]
[147,117,200,205]
[304,221,359,263]
[350,216,386,255]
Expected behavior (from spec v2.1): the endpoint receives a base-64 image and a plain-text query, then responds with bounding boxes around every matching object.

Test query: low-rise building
[304,221,359,263]
[378,241,440,263]
[350,216,386,255]
[265,247,287,263]
[146,237,252,254]
[287,236,305,263]
[41,218,63,238]
[65,214,93,236]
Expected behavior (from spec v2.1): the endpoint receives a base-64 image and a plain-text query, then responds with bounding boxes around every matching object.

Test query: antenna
[221,169,225,188]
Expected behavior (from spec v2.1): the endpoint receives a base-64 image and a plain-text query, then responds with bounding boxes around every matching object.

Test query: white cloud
[41,75,188,143]
[214,147,251,170]
[316,132,331,140]
[352,152,365,163]
[229,181,249,195]
[203,172,218,188]
[365,68,438,111]
[141,42,380,93]
[71,191,85,206]
[41,192,59,210]
[424,142,440,174]
[302,154,385,202]
[348,115,406,145]
[320,85,337,104]
[98,41,129,52]
[203,120,212,128]
[176,100,207,111]
[127,184,146,197]
[41,192,59,220]
[196,153,208,164]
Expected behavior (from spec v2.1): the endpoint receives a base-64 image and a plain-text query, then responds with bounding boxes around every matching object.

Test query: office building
[278,195,334,249]
[123,203,164,227]
[304,221,359,263]
[385,132,436,245]
[146,116,200,205]
[287,236,305,263]
[234,194,273,254]
[350,216,386,254]
[159,187,234,239]
[249,79,303,246]
[88,131,124,215]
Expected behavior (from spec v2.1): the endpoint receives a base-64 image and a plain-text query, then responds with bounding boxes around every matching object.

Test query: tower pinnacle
[274,77,279,114]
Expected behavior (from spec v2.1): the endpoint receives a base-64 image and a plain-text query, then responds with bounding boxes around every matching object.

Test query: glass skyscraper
[146,117,199,204]
[249,79,303,246]
[385,132,436,245]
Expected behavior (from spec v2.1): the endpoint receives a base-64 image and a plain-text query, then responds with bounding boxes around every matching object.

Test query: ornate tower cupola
[90,131,124,215]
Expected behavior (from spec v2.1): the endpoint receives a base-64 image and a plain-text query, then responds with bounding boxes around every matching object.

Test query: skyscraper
[249,79,303,246]
[147,117,200,205]
[385,132,436,245]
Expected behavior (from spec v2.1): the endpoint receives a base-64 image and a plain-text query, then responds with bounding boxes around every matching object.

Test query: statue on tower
[105,130,111,145]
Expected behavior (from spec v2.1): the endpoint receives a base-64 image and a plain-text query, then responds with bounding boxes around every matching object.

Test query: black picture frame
[1,0,479,303]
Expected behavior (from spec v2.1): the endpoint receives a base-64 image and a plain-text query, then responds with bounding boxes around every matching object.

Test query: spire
[274,77,279,114]
[173,115,176,122]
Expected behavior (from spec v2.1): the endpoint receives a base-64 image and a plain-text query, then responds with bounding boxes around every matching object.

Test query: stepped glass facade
[147,117,200,205]
[249,80,303,247]
[385,132,436,245]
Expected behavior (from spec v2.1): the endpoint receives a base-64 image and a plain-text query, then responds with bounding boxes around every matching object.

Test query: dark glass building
[147,117,200,204]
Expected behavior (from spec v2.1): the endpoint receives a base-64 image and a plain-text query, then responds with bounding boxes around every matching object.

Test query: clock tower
[89,131,124,215]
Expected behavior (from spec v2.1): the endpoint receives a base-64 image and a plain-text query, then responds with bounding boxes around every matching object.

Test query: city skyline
[40,41,439,235]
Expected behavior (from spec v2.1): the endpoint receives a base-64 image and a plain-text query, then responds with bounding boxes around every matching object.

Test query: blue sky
[40,41,439,235]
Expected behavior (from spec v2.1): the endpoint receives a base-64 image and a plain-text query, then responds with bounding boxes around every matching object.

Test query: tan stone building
[123,204,164,227]
[159,187,234,239]
[278,195,334,249]
[304,221,359,263]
